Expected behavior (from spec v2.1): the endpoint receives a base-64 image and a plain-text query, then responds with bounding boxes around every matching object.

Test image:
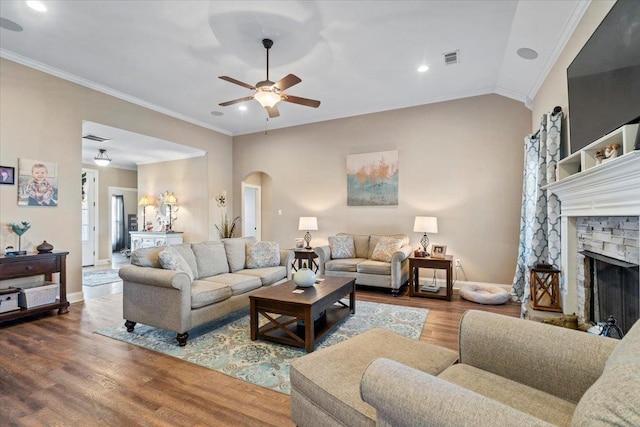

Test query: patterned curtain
[511,112,562,317]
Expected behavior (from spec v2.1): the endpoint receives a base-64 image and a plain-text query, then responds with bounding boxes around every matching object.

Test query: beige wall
[533,0,615,143]
[0,59,232,300]
[139,156,208,242]
[233,94,531,284]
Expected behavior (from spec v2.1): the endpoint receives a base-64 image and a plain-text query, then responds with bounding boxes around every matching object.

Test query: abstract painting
[347,150,398,206]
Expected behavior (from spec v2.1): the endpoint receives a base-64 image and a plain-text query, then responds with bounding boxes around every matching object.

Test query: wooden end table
[408,255,453,300]
[249,276,356,352]
[291,249,319,273]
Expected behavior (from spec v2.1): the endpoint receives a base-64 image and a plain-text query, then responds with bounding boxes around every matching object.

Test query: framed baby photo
[431,244,447,259]
[0,166,15,185]
[17,158,59,207]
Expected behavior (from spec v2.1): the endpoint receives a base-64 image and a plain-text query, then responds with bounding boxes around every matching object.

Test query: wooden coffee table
[249,277,356,352]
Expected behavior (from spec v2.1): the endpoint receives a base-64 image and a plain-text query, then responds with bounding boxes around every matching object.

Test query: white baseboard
[68,291,84,303]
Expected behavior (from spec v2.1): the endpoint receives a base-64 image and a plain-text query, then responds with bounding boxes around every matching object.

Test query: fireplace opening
[582,250,639,334]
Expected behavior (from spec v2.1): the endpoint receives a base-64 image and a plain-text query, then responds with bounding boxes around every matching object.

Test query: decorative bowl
[294,268,317,287]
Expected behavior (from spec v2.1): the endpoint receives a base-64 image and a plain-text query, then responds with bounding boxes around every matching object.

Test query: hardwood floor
[0,285,520,426]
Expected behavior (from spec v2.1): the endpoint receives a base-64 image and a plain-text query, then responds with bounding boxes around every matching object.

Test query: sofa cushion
[370,237,403,262]
[571,320,640,426]
[246,241,280,268]
[158,246,195,281]
[130,246,164,268]
[325,258,367,272]
[439,364,576,426]
[191,241,229,279]
[170,243,199,279]
[368,234,408,259]
[329,235,356,259]
[190,280,233,308]
[222,236,256,272]
[357,260,391,275]
[338,233,370,259]
[206,273,262,295]
[237,266,287,286]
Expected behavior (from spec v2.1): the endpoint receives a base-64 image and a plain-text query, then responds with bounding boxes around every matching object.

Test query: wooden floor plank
[0,285,519,425]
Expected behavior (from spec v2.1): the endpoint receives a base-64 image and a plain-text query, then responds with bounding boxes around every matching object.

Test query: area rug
[83,269,121,287]
[96,300,428,394]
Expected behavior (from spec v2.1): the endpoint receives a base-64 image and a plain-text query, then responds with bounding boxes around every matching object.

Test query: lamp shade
[164,192,177,206]
[298,216,318,231]
[254,89,281,108]
[138,195,152,207]
[413,216,438,233]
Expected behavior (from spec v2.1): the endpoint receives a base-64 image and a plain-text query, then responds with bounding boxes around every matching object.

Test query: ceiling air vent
[82,134,110,142]
[443,51,459,65]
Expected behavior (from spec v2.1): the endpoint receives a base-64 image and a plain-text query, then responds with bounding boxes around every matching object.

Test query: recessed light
[417,65,429,73]
[239,105,247,111]
[210,111,223,116]
[26,1,47,12]
[517,47,538,60]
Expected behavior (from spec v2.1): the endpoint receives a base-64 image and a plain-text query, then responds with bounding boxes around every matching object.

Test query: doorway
[108,187,137,263]
[81,169,98,266]
[242,182,261,240]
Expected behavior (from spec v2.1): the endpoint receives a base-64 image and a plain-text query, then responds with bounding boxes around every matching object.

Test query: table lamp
[413,216,438,256]
[298,217,318,249]
[138,195,152,231]
[164,192,177,232]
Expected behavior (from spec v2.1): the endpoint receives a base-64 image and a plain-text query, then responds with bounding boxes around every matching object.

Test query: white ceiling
[0,0,589,168]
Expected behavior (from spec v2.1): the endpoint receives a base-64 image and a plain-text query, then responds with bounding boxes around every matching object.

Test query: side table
[408,255,453,300]
[529,265,562,312]
[292,249,319,273]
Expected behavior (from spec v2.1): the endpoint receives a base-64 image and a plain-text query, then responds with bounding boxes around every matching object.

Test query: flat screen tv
[567,0,640,155]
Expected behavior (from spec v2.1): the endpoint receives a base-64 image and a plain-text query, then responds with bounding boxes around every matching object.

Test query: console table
[408,255,453,300]
[129,231,183,253]
[0,251,69,322]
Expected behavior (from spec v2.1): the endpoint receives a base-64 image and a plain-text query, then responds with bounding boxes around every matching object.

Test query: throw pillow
[158,246,195,281]
[371,237,403,263]
[329,235,356,259]
[246,241,280,269]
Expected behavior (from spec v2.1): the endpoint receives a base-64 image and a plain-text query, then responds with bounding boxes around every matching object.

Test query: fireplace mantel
[546,150,640,316]
[546,151,640,217]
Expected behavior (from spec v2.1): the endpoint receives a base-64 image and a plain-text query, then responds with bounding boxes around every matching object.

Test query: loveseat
[291,310,640,426]
[118,237,293,346]
[314,233,412,295]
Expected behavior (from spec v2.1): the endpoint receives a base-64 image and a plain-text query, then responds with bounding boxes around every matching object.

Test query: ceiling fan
[218,38,321,118]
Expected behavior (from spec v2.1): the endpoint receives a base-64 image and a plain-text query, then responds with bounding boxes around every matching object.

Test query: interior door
[242,183,261,240]
[81,169,97,266]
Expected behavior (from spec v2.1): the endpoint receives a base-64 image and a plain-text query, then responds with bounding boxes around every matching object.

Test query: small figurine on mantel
[595,149,605,165]
[604,143,620,160]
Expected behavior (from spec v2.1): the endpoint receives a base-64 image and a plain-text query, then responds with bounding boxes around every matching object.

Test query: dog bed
[460,283,509,305]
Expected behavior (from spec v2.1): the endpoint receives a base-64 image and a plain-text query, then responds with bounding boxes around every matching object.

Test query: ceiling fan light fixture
[254,89,281,108]
[93,148,112,166]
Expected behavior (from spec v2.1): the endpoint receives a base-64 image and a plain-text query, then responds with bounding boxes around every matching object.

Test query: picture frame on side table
[431,245,447,259]
[295,238,305,249]
[0,166,14,185]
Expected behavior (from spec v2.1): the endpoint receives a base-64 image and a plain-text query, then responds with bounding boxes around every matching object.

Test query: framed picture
[431,244,447,259]
[0,166,15,185]
[295,238,305,249]
[346,150,398,206]
[17,158,59,206]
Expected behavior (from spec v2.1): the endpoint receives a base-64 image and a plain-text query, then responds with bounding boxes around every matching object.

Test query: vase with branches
[215,191,240,238]
[9,220,31,253]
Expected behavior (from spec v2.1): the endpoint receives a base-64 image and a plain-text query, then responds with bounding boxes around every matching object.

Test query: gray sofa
[292,310,640,426]
[118,237,293,346]
[314,233,412,295]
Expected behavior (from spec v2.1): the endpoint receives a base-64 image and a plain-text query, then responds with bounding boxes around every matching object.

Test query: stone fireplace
[547,151,640,331]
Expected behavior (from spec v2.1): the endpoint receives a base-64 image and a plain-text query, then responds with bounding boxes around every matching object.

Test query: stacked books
[421,284,440,293]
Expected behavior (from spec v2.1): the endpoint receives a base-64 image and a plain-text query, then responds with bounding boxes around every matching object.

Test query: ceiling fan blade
[266,105,280,118]
[273,74,301,91]
[218,76,256,90]
[282,94,321,108]
[219,96,254,106]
